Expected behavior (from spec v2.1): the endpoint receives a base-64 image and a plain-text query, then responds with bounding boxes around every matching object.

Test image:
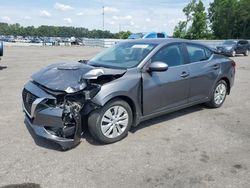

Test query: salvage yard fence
[3,39,250,49]
[82,39,250,48]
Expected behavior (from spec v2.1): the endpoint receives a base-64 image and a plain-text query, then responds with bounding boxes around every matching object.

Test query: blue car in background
[128,32,168,39]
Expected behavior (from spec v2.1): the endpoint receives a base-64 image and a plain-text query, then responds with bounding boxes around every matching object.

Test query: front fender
[91,71,142,125]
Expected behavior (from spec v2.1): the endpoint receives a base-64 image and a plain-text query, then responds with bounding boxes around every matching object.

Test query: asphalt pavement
[0,46,249,188]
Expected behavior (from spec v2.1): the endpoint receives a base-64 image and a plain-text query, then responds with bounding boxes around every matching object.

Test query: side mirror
[148,61,168,72]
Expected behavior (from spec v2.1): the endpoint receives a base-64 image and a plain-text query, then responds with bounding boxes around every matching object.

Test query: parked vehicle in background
[128,32,168,39]
[0,41,3,57]
[31,37,43,43]
[22,39,235,149]
[70,37,83,45]
[216,40,250,57]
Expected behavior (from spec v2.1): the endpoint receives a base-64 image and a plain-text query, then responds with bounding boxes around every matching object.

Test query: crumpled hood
[31,62,126,92]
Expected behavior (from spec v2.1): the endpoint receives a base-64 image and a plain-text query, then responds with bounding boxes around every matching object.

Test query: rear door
[142,44,189,115]
[236,41,245,53]
[184,44,219,102]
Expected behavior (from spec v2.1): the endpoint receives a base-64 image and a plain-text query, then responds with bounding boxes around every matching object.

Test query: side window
[204,48,213,59]
[186,45,208,63]
[151,45,184,67]
[157,33,165,38]
[145,33,156,38]
[242,40,248,45]
[238,41,243,45]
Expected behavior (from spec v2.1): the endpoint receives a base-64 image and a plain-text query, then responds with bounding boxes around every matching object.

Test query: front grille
[22,88,38,116]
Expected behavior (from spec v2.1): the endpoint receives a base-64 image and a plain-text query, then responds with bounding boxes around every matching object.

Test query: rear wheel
[206,80,228,108]
[244,49,249,56]
[88,99,133,144]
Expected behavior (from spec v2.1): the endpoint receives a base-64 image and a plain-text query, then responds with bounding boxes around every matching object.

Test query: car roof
[226,39,248,42]
[120,38,212,49]
[124,38,186,44]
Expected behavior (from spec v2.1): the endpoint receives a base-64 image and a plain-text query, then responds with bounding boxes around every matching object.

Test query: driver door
[142,44,189,116]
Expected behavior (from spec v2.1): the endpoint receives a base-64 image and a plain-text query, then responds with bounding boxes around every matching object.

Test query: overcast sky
[0,0,213,35]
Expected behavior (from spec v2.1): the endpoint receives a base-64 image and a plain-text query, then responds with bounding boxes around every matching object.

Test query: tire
[0,41,3,56]
[205,80,228,108]
[231,50,236,57]
[88,99,133,144]
[244,49,249,56]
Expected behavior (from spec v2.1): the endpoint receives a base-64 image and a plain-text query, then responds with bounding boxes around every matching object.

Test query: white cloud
[168,18,185,24]
[63,17,72,23]
[1,16,11,22]
[145,18,151,22]
[75,8,100,16]
[104,6,119,13]
[24,16,31,20]
[40,10,51,18]
[112,16,119,20]
[54,2,73,11]
[122,15,132,20]
[130,21,135,25]
[112,15,132,20]
[77,12,83,16]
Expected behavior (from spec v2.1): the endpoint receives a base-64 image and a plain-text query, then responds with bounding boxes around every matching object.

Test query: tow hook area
[60,96,84,150]
[23,81,102,150]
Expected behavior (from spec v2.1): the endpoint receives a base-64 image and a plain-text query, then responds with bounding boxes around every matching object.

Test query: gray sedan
[22,39,235,149]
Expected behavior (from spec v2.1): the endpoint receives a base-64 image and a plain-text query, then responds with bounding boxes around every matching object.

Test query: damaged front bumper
[22,81,98,150]
[24,115,80,149]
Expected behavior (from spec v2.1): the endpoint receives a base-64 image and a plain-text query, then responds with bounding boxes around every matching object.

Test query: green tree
[235,0,250,38]
[208,0,238,39]
[114,31,132,39]
[183,0,196,31]
[173,0,208,39]
[188,0,208,39]
[173,21,187,38]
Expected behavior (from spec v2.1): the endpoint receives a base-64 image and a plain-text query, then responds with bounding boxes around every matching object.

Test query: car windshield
[88,42,156,69]
[223,40,237,45]
[128,33,143,39]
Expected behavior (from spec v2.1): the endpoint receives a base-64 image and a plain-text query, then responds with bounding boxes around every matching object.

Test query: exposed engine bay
[23,61,126,149]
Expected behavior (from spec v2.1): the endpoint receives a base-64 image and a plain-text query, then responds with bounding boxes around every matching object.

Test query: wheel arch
[104,95,139,127]
[219,77,231,94]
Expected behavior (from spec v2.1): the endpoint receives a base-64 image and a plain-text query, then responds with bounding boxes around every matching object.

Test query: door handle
[180,72,189,78]
[213,64,220,70]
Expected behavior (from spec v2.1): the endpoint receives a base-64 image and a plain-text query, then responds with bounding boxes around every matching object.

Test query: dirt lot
[0,46,249,188]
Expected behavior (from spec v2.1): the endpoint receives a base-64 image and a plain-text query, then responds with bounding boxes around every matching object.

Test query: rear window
[186,45,212,63]
[239,40,249,45]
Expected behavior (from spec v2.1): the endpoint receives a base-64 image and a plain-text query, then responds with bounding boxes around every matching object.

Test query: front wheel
[231,50,236,57]
[205,80,228,108]
[244,49,249,56]
[88,99,133,144]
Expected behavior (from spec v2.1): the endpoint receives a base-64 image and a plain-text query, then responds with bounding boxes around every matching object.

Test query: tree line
[173,0,250,39]
[0,22,131,39]
[1,0,249,40]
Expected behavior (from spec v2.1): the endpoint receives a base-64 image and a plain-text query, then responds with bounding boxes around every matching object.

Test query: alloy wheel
[101,105,129,138]
[214,83,227,105]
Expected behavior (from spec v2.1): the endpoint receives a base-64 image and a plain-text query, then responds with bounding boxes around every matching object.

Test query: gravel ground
[0,46,249,188]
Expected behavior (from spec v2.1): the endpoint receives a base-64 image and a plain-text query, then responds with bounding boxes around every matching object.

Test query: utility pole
[102,6,105,31]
